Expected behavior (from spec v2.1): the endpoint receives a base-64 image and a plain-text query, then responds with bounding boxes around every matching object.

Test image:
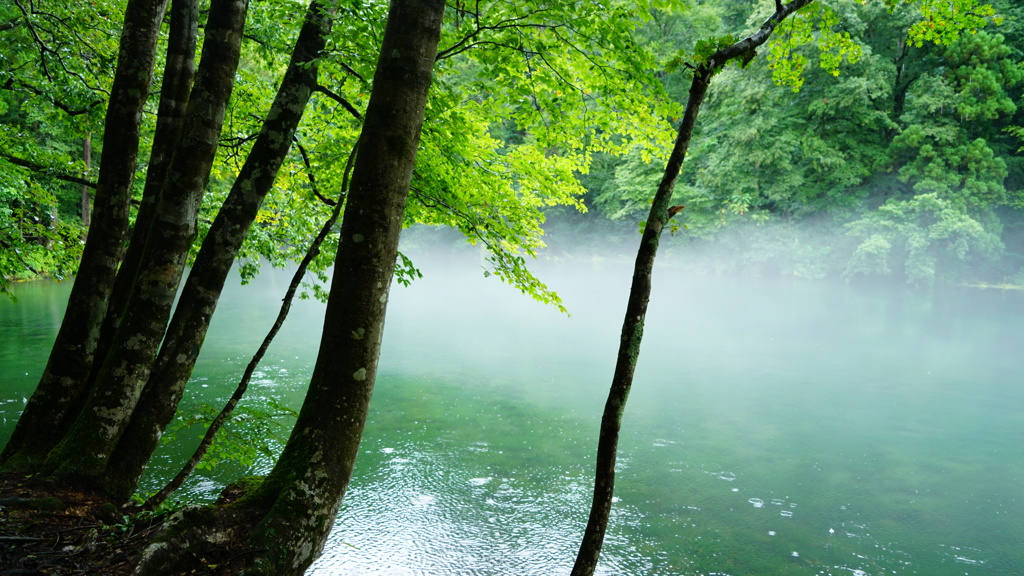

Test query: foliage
[843,192,1003,284]
[0,0,117,295]
[162,398,298,473]
[892,31,1022,211]
[900,0,1001,47]
[587,0,1019,286]
[222,0,685,310]
[5,0,1015,294]
[767,2,862,90]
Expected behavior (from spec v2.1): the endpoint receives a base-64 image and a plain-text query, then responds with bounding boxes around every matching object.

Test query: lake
[2,248,1022,576]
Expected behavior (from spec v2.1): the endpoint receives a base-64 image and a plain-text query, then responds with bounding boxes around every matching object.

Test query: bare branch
[12,0,54,80]
[336,61,366,83]
[435,39,527,60]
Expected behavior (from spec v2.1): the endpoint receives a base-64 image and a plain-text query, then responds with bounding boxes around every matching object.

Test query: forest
[0,0,1020,574]
[3,0,1022,294]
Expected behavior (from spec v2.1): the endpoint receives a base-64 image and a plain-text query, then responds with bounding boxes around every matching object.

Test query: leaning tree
[570,0,1002,574]
[1,0,673,502]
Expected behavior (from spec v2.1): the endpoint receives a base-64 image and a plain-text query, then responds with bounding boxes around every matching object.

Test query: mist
[300,228,1024,575]
[5,225,1021,575]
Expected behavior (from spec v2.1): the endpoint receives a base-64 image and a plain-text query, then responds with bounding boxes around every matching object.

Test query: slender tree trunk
[570,65,713,576]
[570,2,815,574]
[80,132,91,236]
[89,0,200,393]
[104,0,334,501]
[244,2,443,569]
[0,0,171,469]
[134,1,444,573]
[140,145,351,512]
[43,0,250,486]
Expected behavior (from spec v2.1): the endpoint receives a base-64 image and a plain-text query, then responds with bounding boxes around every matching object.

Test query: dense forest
[0,0,1018,574]
[594,0,1024,286]
[3,0,1022,294]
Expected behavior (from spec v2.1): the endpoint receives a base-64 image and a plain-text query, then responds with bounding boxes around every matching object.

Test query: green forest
[0,0,1019,574]
[2,0,1022,295]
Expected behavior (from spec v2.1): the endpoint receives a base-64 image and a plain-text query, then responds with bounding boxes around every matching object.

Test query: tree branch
[0,151,97,188]
[705,0,816,74]
[435,8,555,60]
[293,137,335,206]
[0,238,42,278]
[2,78,105,116]
[313,84,362,120]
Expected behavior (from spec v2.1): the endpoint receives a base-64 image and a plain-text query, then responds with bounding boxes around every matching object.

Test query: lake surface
[2,249,1022,576]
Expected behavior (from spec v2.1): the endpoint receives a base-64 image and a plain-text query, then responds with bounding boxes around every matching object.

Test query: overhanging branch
[292,137,335,206]
[0,151,96,188]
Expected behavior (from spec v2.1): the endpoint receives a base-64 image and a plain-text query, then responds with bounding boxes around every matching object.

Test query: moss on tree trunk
[134,1,445,573]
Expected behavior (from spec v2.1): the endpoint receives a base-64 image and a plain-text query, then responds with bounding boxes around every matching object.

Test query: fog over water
[2,237,1023,575]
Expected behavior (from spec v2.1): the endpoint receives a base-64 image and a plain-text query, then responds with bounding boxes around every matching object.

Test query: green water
[2,255,1022,576]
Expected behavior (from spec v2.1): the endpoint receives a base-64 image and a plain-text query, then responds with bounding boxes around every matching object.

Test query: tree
[571,0,1000,574]
[0,0,116,293]
[2,0,172,469]
[132,1,446,573]
[842,192,1002,284]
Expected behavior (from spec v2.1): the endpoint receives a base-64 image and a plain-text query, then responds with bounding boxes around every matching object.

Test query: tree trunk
[0,0,171,469]
[134,1,444,573]
[89,0,200,395]
[570,64,713,576]
[140,152,350,512]
[242,1,443,570]
[104,0,334,502]
[80,132,91,236]
[42,0,250,487]
[570,2,815,574]
[887,37,916,143]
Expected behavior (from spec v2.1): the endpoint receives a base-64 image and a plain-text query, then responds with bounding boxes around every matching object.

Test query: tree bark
[570,2,815,574]
[42,0,250,486]
[243,1,443,571]
[104,0,335,501]
[139,143,352,512]
[0,0,170,469]
[89,0,200,395]
[134,0,444,573]
[80,132,91,236]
